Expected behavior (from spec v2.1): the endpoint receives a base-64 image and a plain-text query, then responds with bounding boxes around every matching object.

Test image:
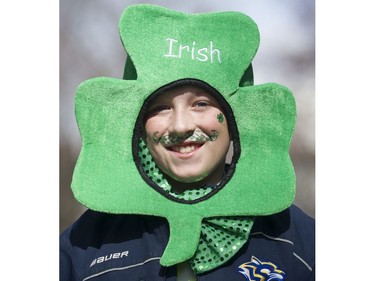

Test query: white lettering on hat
[164,38,221,63]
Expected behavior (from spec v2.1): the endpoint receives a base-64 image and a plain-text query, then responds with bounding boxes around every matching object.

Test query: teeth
[171,145,197,154]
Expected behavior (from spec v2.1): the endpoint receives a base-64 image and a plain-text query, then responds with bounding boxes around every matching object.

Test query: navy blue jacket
[60,205,315,280]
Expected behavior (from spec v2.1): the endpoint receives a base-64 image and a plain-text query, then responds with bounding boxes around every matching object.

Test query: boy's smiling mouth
[167,143,203,154]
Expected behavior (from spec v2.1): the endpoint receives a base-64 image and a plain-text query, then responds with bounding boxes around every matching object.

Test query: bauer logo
[89,251,129,267]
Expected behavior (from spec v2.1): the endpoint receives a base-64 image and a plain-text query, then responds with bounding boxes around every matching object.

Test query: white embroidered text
[164,38,221,63]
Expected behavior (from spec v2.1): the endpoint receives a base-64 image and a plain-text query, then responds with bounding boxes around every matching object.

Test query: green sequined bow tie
[191,217,254,273]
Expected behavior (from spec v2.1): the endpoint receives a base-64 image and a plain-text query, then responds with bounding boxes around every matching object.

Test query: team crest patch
[238,256,285,281]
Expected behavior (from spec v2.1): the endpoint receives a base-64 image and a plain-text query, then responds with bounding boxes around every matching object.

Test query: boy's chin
[169,174,206,184]
[164,172,208,189]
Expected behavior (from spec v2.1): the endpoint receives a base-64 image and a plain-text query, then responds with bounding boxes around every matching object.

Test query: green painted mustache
[153,129,218,145]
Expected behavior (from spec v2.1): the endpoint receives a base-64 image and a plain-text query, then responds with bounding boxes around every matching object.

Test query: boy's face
[144,85,230,190]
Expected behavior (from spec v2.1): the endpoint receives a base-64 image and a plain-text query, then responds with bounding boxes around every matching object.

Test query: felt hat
[72,4,296,268]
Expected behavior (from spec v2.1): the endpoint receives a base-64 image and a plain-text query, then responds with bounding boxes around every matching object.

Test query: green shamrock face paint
[72,4,296,274]
[217,113,224,123]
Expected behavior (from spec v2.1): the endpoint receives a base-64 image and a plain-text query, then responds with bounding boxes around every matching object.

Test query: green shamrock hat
[120,4,258,92]
[72,4,296,269]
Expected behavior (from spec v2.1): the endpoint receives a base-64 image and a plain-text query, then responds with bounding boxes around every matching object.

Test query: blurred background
[60,0,315,232]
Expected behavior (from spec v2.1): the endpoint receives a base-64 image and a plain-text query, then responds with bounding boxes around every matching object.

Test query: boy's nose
[169,109,196,135]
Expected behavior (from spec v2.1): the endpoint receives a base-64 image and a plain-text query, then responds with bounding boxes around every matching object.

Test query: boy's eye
[155,105,170,111]
[146,105,171,117]
[194,101,209,108]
